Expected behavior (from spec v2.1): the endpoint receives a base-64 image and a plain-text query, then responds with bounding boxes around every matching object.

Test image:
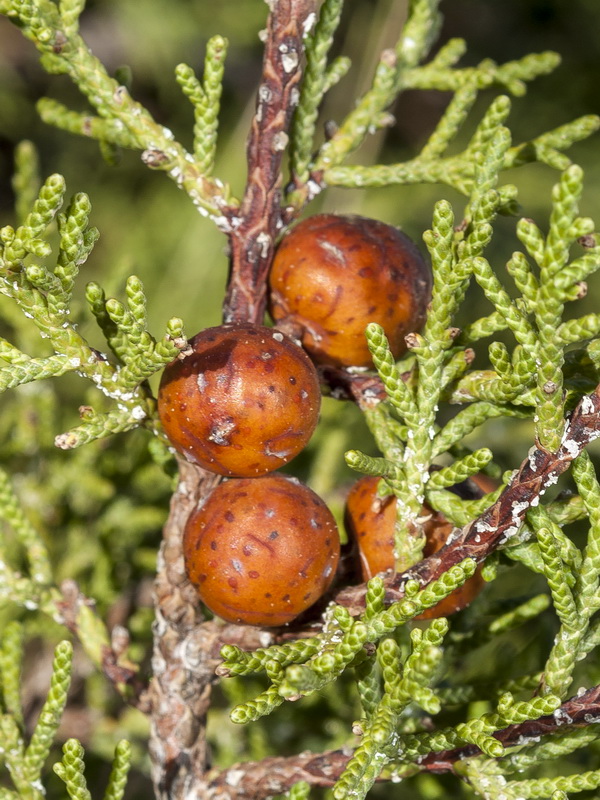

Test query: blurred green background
[0,1,599,797]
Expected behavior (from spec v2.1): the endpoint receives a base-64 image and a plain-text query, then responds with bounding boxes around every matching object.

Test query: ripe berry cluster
[158,322,333,626]
[157,214,479,628]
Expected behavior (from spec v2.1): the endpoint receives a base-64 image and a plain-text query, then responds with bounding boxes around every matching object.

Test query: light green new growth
[53,738,132,800]
[175,35,228,175]
[53,740,92,800]
[0,159,188,450]
[0,622,24,730]
[224,560,476,724]
[289,0,346,188]
[103,741,132,800]
[23,641,72,780]
[0,639,72,800]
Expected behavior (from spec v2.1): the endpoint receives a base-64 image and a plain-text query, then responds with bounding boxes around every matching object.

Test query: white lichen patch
[553,707,574,726]
[131,405,146,421]
[225,769,245,788]
[510,501,529,519]
[527,445,539,471]
[281,50,299,73]
[580,394,596,415]
[302,11,316,36]
[561,438,580,458]
[272,131,289,152]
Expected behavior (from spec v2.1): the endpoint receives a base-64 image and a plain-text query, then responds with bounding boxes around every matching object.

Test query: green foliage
[0,636,71,800]
[54,739,131,800]
[0,1,599,799]
[0,147,188,451]
[216,2,600,794]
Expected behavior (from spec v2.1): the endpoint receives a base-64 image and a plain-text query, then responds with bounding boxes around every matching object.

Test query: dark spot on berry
[210,540,218,550]
[269,531,279,540]
[225,511,235,522]
[289,376,297,385]
[249,571,260,579]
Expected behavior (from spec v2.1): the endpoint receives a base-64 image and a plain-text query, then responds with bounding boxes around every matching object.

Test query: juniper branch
[197,683,600,800]
[335,383,600,615]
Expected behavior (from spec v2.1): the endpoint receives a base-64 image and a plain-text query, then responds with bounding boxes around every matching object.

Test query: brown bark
[199,683,600,798]
[148,459,220,800]
[148,2,317,797]
[223,0,318,325]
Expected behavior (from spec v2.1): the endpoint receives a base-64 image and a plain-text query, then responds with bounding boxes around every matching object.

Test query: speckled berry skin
[344,475,485,619]
[183,474,340,626]
[268,214,432,368]
[157,323,321,477]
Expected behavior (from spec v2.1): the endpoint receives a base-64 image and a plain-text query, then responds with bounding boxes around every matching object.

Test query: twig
[317,365,388,407]
[56,579,150,710]
[335,383,600,615]
[223,0,317,325]
[148,458,220,800]
[419,682,600,771]
[197,683,600,798]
